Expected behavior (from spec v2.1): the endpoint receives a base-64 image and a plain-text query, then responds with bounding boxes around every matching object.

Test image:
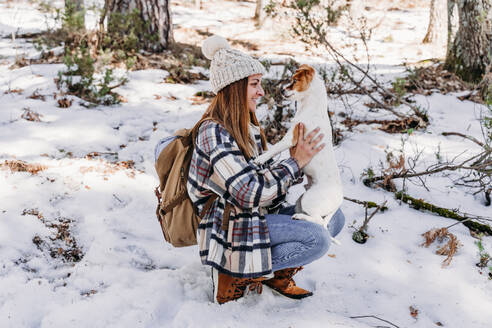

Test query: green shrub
[391,77,407,106]
[57,45,127,106]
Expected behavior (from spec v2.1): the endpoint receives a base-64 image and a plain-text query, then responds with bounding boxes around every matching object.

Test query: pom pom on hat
[202,35,230,60]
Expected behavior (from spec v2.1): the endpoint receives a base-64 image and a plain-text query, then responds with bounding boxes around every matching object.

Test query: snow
[1,1,491,328]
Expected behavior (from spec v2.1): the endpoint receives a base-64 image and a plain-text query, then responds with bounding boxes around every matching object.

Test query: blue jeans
[266,206,345,271]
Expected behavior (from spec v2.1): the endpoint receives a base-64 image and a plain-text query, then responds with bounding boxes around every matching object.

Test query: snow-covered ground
[1,1,491,327]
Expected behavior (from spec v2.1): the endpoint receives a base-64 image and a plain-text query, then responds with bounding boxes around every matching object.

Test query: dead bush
[422,227,461,267]
[0,160,47,175]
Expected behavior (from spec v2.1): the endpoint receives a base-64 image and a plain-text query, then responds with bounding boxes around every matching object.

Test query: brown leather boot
[264,266,313,299]
[212,268,265,304]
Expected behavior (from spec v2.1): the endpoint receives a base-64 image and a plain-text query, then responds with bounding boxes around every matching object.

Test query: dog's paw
[293,213,328,228]
[292,213,310,221]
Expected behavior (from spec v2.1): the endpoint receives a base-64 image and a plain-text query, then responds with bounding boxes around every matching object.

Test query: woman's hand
[290,123,325,169]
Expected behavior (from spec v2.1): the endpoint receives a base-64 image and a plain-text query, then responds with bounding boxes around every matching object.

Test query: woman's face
[247,74,264,113]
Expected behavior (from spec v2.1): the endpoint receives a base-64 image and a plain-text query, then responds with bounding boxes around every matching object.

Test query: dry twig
[359,200,388,233]
[294,4,428,126]
[350,315,400,328]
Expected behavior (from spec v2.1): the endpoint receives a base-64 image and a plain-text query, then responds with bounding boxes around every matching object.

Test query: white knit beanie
[202,35,266,94]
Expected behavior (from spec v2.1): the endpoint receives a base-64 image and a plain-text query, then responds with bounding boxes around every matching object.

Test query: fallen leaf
[4,88,23,94]
[85,152,100,159]
[28,90,46,101]
[189,95,210,105]
[21,108,43,122]
[1,160,46,175]
[327,254,336,258]
[409,306,419,319]
[57,97,73,108]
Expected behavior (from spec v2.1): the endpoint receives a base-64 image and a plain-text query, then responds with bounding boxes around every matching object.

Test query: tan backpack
[154,119,229,247]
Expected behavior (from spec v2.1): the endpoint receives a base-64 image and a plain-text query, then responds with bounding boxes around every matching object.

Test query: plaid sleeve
[196,121,302,209]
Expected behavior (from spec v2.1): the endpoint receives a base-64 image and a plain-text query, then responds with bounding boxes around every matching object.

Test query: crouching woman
[187,36,345,304]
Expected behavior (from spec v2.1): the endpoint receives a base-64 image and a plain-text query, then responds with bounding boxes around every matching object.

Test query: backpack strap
[161,190,188,214]
[198,194,232,232]
[221,202,232,231]
[190,117,221,147]
[199,194,218,217]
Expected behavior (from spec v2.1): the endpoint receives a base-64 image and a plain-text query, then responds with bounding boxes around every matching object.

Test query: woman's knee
[307,223,331,260]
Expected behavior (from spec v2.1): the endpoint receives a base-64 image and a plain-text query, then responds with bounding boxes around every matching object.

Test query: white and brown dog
[255,65,343,236]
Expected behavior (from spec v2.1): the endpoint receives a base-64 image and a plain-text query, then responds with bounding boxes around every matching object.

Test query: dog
[254,65,343,240]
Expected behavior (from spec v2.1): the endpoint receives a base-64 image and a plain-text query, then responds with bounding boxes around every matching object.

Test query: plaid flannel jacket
[187,120,303,278]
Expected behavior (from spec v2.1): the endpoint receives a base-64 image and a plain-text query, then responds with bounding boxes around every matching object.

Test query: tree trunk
[255,0,265,26]
[423,0,447,44]
[446,0,458,51]
[107,0,173,52]
[445,0,492,83]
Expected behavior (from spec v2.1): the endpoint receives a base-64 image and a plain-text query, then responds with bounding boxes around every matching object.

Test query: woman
[187,35,345,304]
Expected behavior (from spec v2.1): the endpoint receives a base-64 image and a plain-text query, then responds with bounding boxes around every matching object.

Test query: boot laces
[230,279,248,298]
[248,281,263,295]
[292,266,303,276]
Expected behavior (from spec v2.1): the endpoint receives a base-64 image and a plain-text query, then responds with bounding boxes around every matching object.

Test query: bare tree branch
[359,200,388,232]
[363,150,491,186]
[296,4,428,123]
[442,131,485,148]
[395,191,492,235]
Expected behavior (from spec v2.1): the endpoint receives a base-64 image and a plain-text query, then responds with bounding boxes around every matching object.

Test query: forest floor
[1,1,491,328]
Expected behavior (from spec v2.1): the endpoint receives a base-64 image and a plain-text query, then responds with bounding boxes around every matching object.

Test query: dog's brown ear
[298,65,315,79]
[292,123,300,146]
[298,64,315,75]
[292,65,315,91]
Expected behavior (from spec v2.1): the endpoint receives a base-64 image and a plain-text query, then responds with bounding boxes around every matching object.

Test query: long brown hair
[198,77,267,160]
